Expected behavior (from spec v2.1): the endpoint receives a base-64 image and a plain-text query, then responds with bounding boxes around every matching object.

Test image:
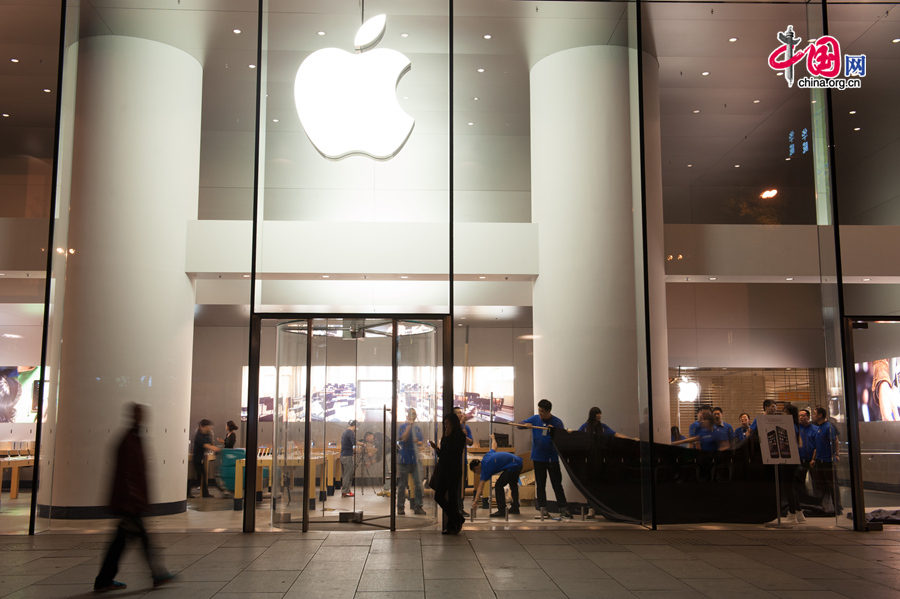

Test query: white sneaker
[786,512,798,524]
[795,511,806,523]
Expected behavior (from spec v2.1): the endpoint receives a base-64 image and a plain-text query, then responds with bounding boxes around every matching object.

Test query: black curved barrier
[553,429,778,525]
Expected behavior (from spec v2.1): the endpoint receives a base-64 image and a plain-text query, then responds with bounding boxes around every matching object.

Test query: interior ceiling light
[786,277,794,281]
[321,275,330,278]
[10,58,19,63]
[473,97,479,101]
[863,278,871,282]
[317,31,326,36]
[233,28,242,34]
[242,274,250,278]
[753,99,760,104]
[249,64,256,69]
[687,164,693,168]
[1,113,9,118]
[400,32,409,38]
[483,34,492,40]
[893,38,900,43]
[400,275,408,279]
[42,88,51,93]
[692,109,700,114]
[467,122,474,126]
[785,157,791,161]
[777,72,783,76]
[849,110,857,114]
[272,118,279,123]
[1,333,23,339]
[709,277,718,281]
[734,164,741,168]
[854,127,861,131]
[476,67,485,73]
[478,275,486,279]
[729,37,738,43]
[760,189,778,199]
[701,71,710,76]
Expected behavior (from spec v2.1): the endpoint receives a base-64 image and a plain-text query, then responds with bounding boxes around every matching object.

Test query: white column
[530,45,669,502]
[39,36,201,515]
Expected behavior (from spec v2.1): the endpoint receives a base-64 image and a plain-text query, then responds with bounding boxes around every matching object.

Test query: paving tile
[4,583,99,599]
[370,539,421,554]
[421,545,476,561]
[583,552,650,569]
[218,570,301,594]
[624,544,690,559]
[357,568,424,592]
[650,559,737,579]
[536,558,609,581]
[511,531,567,545]
[483,566,559,591]
[364,553,424,570]
[355,593,424,599]
[133,580,227,599]
[309,545,371,561]
[212,594,285,599]
[0,574,80,596]
[423,559,485,580]
[493,592,566,599]
[524,543,583,560]
[685,578,775,597]
[477,551,538,568]
[322,532,375,546]
[770,592,851,599]
[603,566,692,591]
[425,578,496,599]
[556,578,635,599]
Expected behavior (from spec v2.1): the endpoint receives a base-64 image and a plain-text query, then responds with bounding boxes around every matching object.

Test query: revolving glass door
[271,317,441,530]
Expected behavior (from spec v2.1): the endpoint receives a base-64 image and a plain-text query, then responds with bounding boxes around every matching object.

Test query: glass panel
[44,1,258,532]
[0,0,61,534]
[257,1,451,315]
[850,321,900,523]
[645,1,837,528]
[271,320,308,527]
[396,320,440,527]
[830,2,900,531]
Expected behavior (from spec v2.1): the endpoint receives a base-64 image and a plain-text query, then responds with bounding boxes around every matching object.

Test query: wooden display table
[233,454,325,510]
[0,456,34,500]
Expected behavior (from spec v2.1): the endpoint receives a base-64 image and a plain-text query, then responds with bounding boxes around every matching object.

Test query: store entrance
[247,316,446,532]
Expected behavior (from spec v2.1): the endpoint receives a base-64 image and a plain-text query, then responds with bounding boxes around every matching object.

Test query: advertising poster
[755,414,800,465]
[854,358,900,422]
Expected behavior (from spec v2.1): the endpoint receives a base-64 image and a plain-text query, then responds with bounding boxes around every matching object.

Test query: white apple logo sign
[294,14,414,160]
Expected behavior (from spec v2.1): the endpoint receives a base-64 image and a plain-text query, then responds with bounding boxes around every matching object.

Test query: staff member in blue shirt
[578,407,616,435]
[750,399,778,431]
[469,434,523,517]
[794,408,818,523]
[674,412,730,451]
[734,413,752,442]
[517,399,571,518]
[397,408,426,515]
[712,407,734,446]
[811,406,841,514]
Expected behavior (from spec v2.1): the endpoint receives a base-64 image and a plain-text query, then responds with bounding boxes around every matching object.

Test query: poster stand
[757,414,801,528]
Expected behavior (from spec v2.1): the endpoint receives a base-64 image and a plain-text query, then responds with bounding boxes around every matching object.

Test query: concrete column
[38,35,201,516]
[530,45,669,502]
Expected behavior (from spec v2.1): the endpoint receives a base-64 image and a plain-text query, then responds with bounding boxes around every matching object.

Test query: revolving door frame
[244,313,453,533]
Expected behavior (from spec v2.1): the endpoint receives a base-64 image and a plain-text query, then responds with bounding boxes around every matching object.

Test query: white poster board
[756,414,800,465]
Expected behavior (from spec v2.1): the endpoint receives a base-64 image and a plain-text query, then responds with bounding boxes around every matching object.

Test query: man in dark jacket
[94,403,173,592]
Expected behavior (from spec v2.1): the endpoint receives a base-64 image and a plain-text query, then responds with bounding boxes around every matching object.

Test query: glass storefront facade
[1,0,897,534]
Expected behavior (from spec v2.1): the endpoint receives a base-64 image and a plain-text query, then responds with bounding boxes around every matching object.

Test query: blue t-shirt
[688,421,701,437]
[523,414,564,462]
[813,420,838,462]
[464,424,473,443]
[479,450,523,480]
[735,426,750,442]
[698,426,730,452]
[798,423,818,461]
[578,422,616,435]
[719,422,734,441]
[398,423,423,465]
[340,428,355,457]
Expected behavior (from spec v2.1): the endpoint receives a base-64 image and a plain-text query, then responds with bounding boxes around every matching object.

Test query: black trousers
[534,461,567,510]
[494,468,521,513]
[813,461,842,513]
[434,473,463,533]
[95,515,162,588]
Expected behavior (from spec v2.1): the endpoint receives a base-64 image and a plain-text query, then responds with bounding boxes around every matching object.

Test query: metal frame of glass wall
[22,0,888,534]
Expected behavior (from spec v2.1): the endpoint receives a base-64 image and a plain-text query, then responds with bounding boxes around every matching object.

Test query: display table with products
[233,454,324,510]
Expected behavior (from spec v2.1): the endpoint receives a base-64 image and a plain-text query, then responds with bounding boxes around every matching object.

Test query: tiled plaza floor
[1,527,899,598]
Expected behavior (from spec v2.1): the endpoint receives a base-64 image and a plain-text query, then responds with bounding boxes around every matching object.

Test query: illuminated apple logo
[294,14,414,160]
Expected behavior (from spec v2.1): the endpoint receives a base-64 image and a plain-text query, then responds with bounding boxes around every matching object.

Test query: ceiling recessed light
[400,275,408,279]
[701,71,710,76]
[483,34,492,40]
[458,323,464,327]
[1,113,9,118]
[709,277,718,281]
[400,32,409,38]
[687,164,693,168]
[734,164,741,168]
[1,333,23,339]
[811,100,817,104]
[9,58,19,63]
[786,277,794,281]
[777,72,783,76]
[249,64,256,69]
[321,275,330,279]
[478,275,486,279]
[233,28,242,34]
[692,109,701,114]
[785,157,791,161]
[242,274,250,278]
[893,38,900,44]
[467,122,474,126]
[863,277,871,282]
[753,99,761,104]
[42,88,51,93]
[476,67,485,73]
[849,110,857,114]
[760,189,778,199]
[854,127,861,131]
[473,97,479,101]
[317,31,326,36]
[729,37,738,43]
[272,118,279,123]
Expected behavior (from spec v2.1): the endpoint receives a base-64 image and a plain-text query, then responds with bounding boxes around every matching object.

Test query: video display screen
[854,358,900,422]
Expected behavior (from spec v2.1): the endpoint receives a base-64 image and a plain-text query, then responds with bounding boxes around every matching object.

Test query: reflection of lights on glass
[68,248,75,254]
[760,189,778,199]
[678,379,700,402]
[56,247,64,254]
[1,333,23,339]
[676,254,683,260]
[666,255,674,261]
